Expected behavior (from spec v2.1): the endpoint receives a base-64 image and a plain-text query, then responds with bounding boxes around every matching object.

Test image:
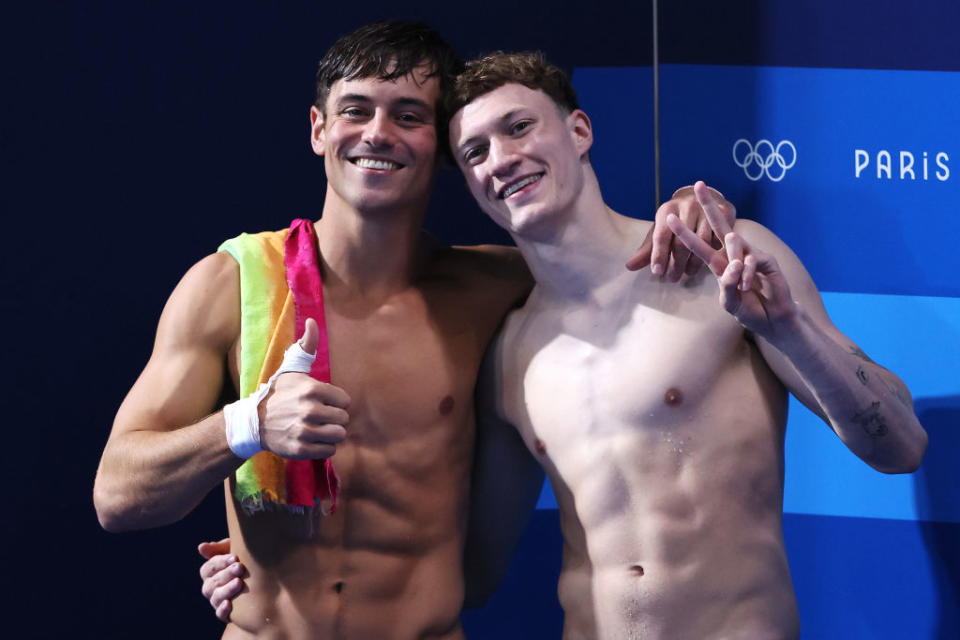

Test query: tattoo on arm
[856,366,869,385]
[892,385,914,410]
[852,401,889,438]
[850,345,911,408]
[850,346,877,365]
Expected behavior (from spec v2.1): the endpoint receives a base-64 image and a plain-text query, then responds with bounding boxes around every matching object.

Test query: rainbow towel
[218,219,340,515]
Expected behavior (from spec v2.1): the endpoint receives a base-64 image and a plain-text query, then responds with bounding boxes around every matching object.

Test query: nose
[362,110,395,148]
[488,137,520,178]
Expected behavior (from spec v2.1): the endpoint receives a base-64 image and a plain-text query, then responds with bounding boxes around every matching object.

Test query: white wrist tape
[224,341,317,459]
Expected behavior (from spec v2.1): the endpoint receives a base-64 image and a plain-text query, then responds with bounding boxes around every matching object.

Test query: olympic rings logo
[732,139,797,182]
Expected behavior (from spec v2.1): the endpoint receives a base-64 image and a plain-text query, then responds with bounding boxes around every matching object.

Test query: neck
[314,186,428,304]
[511,171,646,301]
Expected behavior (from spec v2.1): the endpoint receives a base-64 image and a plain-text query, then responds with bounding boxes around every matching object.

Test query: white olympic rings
[732,139,797,182]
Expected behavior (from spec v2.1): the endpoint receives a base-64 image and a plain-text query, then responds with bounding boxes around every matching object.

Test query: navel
[664,387,683,406]
[629,564,645,577]
[534,438,547,455]
[438,395,455,415]
[333,581,344,594]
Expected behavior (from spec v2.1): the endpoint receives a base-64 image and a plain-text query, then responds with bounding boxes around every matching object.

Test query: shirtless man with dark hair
[94,25,707,639]
[203,51,927,639]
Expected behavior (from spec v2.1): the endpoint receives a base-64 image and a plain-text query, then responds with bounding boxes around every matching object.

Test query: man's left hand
[626,183,736,280]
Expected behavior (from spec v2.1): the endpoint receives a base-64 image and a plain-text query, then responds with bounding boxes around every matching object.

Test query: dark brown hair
[446,51,579,119]
[315,20,462,116]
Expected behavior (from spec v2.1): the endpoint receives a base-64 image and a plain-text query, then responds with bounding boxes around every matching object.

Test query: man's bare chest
[323,296,488,441]
[499,294,745,448]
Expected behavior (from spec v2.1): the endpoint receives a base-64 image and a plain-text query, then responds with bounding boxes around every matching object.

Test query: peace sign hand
[666,182,798,340]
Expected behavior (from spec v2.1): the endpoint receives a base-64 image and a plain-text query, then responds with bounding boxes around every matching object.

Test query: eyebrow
[457,108,526,151]
[335,94,433,112]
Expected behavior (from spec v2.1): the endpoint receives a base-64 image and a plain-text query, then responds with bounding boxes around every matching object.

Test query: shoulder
[732,219,822,303]
[732,218,776,242]
[218,227,288,264]
[732,219,800,259]
[423,240,533,318]
[423,238,532,298]
[732,219,808,270]
[448,244,530,281]
[159,252,240,353]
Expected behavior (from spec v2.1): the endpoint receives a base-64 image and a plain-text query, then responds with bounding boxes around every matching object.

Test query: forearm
[94,412,242,532]
[763,307,927,473]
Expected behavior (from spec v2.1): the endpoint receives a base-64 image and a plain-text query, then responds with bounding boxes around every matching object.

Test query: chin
[506,208,560,240]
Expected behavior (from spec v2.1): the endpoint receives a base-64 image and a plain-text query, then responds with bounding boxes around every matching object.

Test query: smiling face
[311,66,441,217]
[449,83,593,239]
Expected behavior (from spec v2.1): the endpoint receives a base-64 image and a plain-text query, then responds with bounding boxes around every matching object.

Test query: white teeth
[501,174,542,198]
[354,157,401,170]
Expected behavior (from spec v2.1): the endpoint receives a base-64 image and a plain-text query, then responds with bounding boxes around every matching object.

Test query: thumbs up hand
[256,317,351,460]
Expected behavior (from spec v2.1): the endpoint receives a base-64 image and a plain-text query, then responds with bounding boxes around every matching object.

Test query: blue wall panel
[572,67,656,219]
[784,292,960,523]
[469,510,960,639]
[659,64,960,298]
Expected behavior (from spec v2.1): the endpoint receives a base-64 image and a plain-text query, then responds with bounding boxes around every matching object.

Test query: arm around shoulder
[462,335,544,608]
[94,252,243,532]
[734,220,928,473]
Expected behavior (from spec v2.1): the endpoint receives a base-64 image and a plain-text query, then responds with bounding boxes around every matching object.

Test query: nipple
[438,395,455,415]
[534,438,547,455]
[664,387,683,406]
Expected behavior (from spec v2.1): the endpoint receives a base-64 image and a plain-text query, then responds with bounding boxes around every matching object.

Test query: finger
[197,538,231,560]
[215,599,233,623]
[718,260,744,315]
[304,403,350,427]
[684,213,713,276]
[303,423,348,445]
[625,232,652,271]
[724,232,746,264]
[307,382,351,410]
[201,561,244,599]
[693,181,734,239]
[284,442,339,461]
[276,330,318,376]
[211,577,244,615]
[666,204,697,281]
[741,253,758,291]
[199,553,238,581]
[750,250,792,303]
[666,214,726,276]
[299,317,320,356]
[649,203,678,276]
[718,200,737,229]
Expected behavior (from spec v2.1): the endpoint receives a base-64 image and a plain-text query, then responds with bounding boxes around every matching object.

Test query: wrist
[763,302,818,358]
[223,396,264,459]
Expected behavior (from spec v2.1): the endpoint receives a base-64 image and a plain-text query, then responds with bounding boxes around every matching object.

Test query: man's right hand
[198,538,244,622]
[258,318,351,459]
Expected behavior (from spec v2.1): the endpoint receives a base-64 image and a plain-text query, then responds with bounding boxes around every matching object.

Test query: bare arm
[94,252,350,532]
[463,334,544,608]
[94,253,245,531]
[669,182,927,474]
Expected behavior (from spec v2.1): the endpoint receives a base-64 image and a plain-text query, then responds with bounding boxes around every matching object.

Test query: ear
[567,109,593,158]
[309,106,326,156]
